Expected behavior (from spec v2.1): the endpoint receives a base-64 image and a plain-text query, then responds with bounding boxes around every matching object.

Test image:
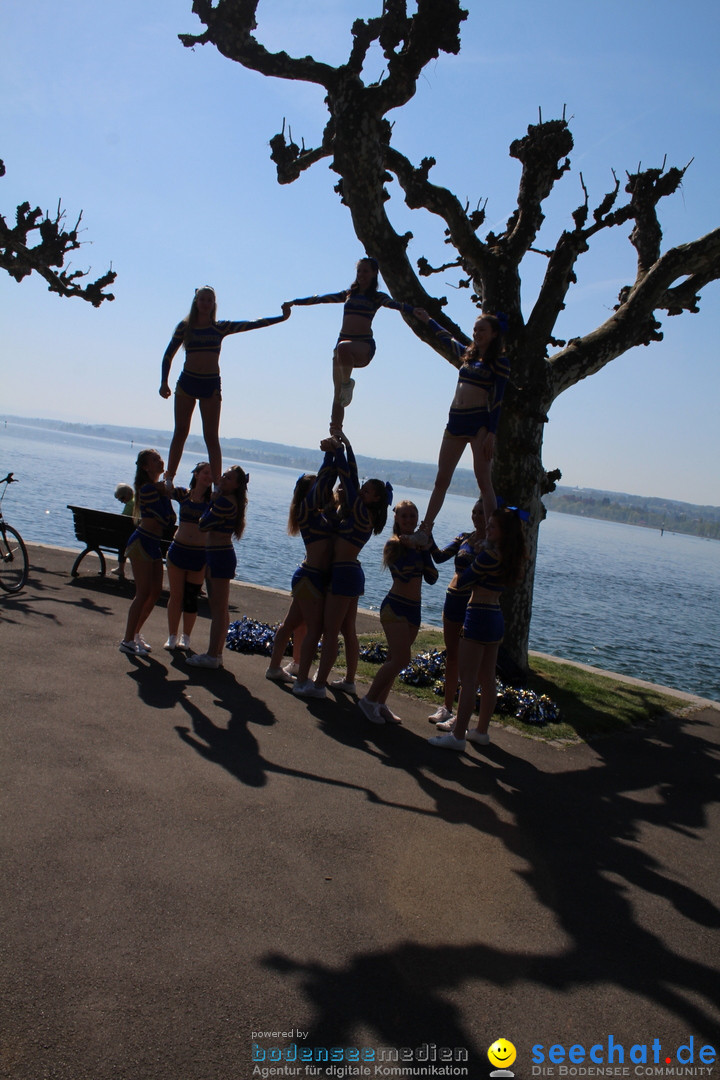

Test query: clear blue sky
[2,0,719,504]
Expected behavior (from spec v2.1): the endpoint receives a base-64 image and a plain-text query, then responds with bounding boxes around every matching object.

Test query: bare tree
[180,0,720,671]
[0,159,115,307]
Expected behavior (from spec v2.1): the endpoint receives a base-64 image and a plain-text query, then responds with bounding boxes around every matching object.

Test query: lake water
[2,419,719,702]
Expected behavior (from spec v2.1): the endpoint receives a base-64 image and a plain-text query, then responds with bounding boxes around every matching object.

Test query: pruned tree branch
[0,159,115,306]
[549,227,720,397]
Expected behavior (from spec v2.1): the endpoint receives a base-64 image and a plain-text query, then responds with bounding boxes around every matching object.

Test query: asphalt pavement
[2,544,719,1080]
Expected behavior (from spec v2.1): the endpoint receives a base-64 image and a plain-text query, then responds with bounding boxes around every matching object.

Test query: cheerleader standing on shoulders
[293,433,389,698]
[265,439,339,683]
[426,499,486,725]
[160,286,291,484]
[164,461,213,652]
[429,503,527,752]
[412,309,509,541]
[289,257,420,434]
[358,501,438,725]
[186,465,249,670]
[119,449,176,656]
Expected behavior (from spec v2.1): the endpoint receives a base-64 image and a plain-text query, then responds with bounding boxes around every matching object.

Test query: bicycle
[0,473,29,593]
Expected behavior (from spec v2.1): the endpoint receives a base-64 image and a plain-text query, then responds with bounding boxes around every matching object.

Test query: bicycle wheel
[0,523,29,593]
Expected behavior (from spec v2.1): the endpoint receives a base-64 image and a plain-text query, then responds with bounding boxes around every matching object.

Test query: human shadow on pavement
[273,708,720,1042]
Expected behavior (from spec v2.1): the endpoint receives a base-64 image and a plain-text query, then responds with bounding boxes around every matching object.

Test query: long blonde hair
[182,286,217,350]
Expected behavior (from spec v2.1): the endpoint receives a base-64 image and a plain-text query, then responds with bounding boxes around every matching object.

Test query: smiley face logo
[488,1039,517,1070]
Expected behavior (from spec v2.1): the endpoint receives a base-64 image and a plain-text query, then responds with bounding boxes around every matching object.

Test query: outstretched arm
[219,302,292,336]
[289,291,347,307]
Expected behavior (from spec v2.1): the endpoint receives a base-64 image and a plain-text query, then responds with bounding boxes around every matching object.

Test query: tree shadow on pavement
[268,708,720,1045]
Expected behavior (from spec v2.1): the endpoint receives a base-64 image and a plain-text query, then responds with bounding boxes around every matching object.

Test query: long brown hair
[225,466,249,540]
[492,507,527,585]
[287,474,316,535]
[132,449,161,523]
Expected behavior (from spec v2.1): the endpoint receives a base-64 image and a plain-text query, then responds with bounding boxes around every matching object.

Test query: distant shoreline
[3,413,719,541]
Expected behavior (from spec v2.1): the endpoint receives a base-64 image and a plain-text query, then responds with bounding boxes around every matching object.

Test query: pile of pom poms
[226,616,290,657]
[358,643,560,726]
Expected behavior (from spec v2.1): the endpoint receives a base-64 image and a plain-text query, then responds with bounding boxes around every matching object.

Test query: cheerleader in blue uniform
[429,504,527,752]
[413,309,509,540]
[119,449,177,656]
[426,499,486,725]
[164,461,213,652]
[358,502,438,725]
[265,439,339,682]
[289,257,419,433]
[293,433,389,698]
[186,465,249,669]
[160,286,291,484]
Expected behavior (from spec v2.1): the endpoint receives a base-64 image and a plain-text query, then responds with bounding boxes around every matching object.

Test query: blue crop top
[428,318,510,434]
[457,544,506,594]
[162,313,287,372]
[292,290,414,328]
[172,487,210,526]
[199,496,237,538]
[137,484,176,528]
[386,546,438,588]
[431,532,478,574]
[296,451,338,546]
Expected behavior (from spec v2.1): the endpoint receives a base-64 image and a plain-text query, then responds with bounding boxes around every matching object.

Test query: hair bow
[497,496,529,522]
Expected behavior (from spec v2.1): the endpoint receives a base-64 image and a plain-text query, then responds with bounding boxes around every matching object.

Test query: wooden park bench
[66,505,175,578]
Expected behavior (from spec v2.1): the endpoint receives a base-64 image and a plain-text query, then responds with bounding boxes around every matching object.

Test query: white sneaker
[283,661,300,677]
[338,378,355,407]
[330,678,357,695]
[186,653,223,669]
[135,633,152,653]
[266,666,294,683]
[292,680,326,699]
[466,728,490,746]
[179,634,192,650]
[359,696,385,724]
[164,635,178,650]
[378,703,402,724]
[119,640,139,656]
[435,718,456,732]
[428,705,454,724]
[428,733,466,751]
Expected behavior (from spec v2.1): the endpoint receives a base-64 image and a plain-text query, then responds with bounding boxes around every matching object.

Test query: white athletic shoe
[428,733,466,751]
[266,666,294,683]
[330,679,357,695]
[359,696,385,724]
[428,705,454,724]
[164,635,178,650]
[186,653,223,669]
[338,378,355,407]
[466,729,490,746]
